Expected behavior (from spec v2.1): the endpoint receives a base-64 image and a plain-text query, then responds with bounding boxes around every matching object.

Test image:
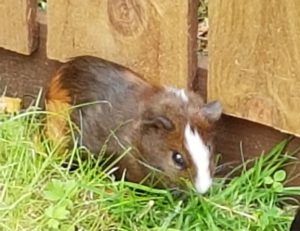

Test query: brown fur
[46,73,72,103]
[45,56,222,191]
[45,73,72,150]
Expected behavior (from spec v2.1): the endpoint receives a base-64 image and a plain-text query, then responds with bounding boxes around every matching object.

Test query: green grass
[38,0,47,11]
[0,108,299,231]
[198,0,208,21]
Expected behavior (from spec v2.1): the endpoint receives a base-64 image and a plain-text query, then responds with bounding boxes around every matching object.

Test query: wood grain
[0,0,38,54]
[209,0,300,137]
[47,0,198,88]
[194,55,300,186]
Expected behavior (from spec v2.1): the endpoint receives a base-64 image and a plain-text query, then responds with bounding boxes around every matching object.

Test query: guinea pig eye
[172,151,186,169]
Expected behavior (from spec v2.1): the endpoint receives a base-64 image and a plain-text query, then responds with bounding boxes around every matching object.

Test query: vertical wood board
[209,0,300,136]
[47,0,198,88]
[0,0,38,55]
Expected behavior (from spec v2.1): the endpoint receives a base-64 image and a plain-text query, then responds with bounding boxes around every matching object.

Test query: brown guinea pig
[45,56,222,194]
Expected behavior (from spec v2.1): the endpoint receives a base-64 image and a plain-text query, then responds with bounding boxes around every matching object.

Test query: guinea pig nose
[195,176,212,194]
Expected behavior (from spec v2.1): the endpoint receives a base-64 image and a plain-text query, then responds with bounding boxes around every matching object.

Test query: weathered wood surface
[0,97,21,113]
[47,0,198,88]
[0,0,38,54]
[196,54,300,186]
[209,0,300,137]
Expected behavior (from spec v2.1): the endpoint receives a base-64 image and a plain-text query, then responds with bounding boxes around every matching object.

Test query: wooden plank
[47,0,198,88]
[193,55,300,186]
[0,12,60,107]
[208,0,300,137]
[0,0,38,55]
[0,97,22,113]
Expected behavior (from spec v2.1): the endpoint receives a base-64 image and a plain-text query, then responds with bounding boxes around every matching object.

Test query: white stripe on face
[184,123,212,194]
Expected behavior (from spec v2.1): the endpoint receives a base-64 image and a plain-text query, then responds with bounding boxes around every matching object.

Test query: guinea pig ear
[200,100,223,122]
[142,116,174,131]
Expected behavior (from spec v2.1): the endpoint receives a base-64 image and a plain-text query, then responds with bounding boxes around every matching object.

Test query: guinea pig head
[136,89,222,194]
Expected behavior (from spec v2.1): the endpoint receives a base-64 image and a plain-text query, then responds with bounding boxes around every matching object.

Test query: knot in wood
[107,0,147,37]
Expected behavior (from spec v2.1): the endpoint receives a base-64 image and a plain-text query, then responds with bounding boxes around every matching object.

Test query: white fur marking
[184,123,212,194]
[167,87,188,102]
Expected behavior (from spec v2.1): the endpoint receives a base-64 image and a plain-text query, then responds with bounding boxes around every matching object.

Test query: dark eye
[172,151,186,169]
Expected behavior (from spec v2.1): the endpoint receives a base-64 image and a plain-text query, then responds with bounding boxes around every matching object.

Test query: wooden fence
[0,0,299,185]
[0,1,37,54]
[209,0,300,138]
[0,0,198,88]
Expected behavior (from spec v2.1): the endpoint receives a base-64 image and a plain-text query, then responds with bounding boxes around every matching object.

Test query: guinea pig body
[45,56,222,194]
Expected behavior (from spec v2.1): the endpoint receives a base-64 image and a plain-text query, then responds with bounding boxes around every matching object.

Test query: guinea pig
[45,56,222,194]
